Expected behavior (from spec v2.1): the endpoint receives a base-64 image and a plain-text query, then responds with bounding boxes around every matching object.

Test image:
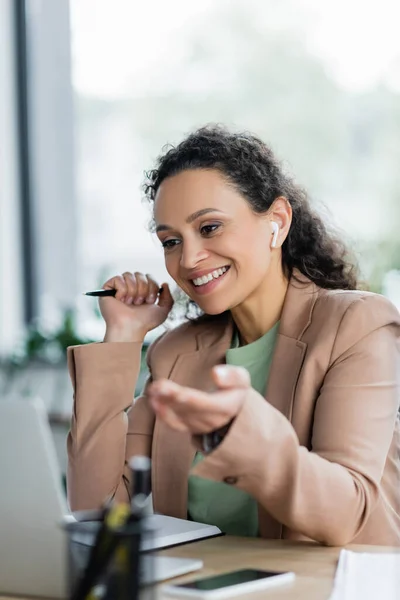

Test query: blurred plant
[6,307,94,368]
[0,307,94,397]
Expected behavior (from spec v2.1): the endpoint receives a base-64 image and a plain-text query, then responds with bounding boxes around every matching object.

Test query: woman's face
[154,169,276,315]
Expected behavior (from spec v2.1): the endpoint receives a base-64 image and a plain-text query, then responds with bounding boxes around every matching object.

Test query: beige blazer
[67,273,400,546]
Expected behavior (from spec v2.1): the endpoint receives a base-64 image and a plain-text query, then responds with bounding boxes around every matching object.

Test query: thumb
[211,365,251,390]
[158,283,174,312]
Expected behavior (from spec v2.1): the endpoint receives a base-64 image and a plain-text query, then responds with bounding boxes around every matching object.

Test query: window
[70,0,400,317]
[0,0,25,357]
[7,0,399,349]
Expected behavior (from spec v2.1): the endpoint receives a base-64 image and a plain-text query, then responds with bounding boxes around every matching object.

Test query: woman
[67,125,400,546]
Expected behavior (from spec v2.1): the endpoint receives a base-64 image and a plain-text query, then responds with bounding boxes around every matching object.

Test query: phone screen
[176,569,287,591]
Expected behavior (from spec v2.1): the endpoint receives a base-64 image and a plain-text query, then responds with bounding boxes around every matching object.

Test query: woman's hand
[100,272,174,342]
[147,365,251,434]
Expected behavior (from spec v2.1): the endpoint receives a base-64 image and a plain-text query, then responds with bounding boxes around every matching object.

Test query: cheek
[164,253,180,280]
[225,229,271,261]
[236,231,272,275]
[225,220,269,249]
[246,224,271,253]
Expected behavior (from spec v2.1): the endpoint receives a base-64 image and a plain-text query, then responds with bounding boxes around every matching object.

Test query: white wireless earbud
[271,221,279,248]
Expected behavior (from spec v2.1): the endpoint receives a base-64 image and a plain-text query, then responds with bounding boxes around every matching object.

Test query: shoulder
[314,288,400,328]
[311,288,400,357]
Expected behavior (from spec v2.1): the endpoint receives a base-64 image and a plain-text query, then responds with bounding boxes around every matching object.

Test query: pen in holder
[65,455,153,600]
[105,456,153,600]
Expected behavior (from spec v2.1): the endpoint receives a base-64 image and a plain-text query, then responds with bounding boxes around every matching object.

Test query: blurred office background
[1,0,400,476]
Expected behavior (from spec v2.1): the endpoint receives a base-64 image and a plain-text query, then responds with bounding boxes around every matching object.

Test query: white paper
[329,549,400,600]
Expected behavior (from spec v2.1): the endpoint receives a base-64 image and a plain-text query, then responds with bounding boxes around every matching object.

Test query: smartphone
[162,568,295,599]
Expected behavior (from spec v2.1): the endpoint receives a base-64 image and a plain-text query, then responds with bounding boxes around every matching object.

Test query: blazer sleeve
[66,338,159,512]
[192,295,400,546]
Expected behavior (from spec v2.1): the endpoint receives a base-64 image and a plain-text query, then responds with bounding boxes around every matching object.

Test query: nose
[179,237,209,270]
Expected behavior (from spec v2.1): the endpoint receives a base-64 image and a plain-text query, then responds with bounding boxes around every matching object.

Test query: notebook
[68,512,223,551]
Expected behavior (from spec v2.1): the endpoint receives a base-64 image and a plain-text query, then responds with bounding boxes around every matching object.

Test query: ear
[267,196,292,249]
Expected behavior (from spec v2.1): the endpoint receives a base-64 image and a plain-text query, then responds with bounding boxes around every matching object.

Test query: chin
[196,300,230,316]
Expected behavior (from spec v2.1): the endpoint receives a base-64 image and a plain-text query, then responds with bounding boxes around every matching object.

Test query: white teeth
[192,266,228,287]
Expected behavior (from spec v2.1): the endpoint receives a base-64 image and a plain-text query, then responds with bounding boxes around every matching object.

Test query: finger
[149,379,231,420]
[151,391,215,433]
[133,272,148,305]
[102,275,127,301]
[211,365,251,390]
[150,399,188,432]
[151,387,240,434]
[145,274,160,304]
[148,379,245,433]
[122,272,137,304]
[157,283,174,312]
[147,380,210,421]
[148,378,203,403]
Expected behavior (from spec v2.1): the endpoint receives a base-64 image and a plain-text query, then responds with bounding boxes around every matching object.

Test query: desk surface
[159,537,398,600]
[1,537,398,600]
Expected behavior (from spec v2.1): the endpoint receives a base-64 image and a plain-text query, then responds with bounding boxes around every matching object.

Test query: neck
[230,265,289,345]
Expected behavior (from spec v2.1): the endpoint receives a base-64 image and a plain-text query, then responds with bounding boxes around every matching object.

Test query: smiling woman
[67,125,400,547]
[144,126,358,326]
[152,168,286,320]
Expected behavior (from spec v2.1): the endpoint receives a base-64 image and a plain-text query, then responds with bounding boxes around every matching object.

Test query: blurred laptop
[0,397,203,599]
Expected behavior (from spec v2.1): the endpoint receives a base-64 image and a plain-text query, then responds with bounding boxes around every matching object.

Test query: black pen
[128,455,152,517]
[125,456,152,600]
[84,287,163,297]
[103,457,152,600]
[70,503,130,600]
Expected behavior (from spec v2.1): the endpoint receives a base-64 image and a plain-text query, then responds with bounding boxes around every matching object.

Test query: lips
[187,265,231,297]
[191,266,230,287]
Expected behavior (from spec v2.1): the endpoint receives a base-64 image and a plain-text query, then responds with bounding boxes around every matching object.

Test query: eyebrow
[155,208,223,233]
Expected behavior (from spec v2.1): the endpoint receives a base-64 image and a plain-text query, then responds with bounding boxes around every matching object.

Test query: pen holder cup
[64,518,157,600]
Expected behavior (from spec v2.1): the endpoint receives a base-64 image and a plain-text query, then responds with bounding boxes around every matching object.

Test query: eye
[161,238,181,250]
[200,223,221,236]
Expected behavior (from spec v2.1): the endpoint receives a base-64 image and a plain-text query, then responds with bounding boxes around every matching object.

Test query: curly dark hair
[143,125,359,317]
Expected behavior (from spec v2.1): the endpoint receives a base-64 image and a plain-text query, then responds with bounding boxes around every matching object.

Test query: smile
[192,266,229,287]
[189,266,230,296]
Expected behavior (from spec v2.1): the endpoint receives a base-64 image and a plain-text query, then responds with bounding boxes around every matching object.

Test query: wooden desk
[158,537,397,600]
[1,537,397,600]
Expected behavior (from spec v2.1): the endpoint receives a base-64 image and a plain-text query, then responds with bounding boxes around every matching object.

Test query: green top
[187,321,280,537]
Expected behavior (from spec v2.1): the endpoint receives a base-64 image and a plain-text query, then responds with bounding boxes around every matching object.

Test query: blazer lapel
[152,317,233,518]
[265,272,318,417]
[258,273,319,538]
